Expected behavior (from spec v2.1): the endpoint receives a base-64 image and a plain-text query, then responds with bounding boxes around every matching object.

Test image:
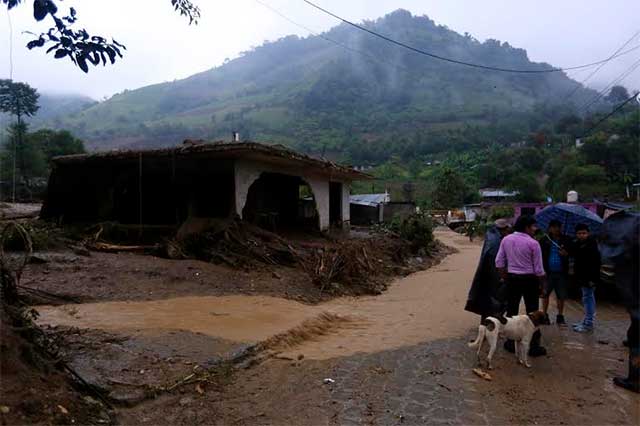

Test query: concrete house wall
[42,142,366,233]
[234,159,350,231]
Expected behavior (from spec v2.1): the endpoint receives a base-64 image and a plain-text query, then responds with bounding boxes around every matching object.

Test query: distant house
[479,188,519,202]
[41,140,371,232]
[350,193,390,225]
[349,192,416,225]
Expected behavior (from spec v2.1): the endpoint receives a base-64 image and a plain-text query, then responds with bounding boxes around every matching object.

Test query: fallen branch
[90,242,159,253]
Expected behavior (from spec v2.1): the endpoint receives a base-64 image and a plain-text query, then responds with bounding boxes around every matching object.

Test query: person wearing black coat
[465,219,511,319]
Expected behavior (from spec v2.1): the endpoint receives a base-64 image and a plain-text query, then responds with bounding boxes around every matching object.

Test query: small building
[41,141,370,232]
[479,188,519,202]
[349,193,390,225]
[349,192,416,225]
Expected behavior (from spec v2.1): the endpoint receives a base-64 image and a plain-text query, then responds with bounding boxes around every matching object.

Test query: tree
[605,85,630,104]
[2,0,200,72]
[0,79,40,123]
[1,128,86,199]
[0,79,40,201]
[432,167,468,208]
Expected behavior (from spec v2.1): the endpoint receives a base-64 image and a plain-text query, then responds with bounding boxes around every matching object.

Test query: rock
[72,246,91,257]
[29,255,49,264]
[82,396,101,406]
[0,406,10,414]
[179,397,193,406]
[108,389,147,406]
[272,271,282,279]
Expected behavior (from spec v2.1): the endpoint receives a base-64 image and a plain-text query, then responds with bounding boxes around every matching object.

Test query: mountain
[31,93,97,125]
[42,9,598,160]
[1,93,95,129]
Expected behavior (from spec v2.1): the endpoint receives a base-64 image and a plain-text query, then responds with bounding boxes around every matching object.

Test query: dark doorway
[243,172,319,231]
[329,182,342,227]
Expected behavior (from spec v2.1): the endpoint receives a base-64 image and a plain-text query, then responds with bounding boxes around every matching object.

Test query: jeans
[581,287,596,327]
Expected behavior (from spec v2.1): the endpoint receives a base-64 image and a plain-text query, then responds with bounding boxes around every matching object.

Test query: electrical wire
[563,30,640,102]
[579,57,640,112]
[252,0,412,74]
[302,0,640,74]
[580,91,639,138]
[6,7,13,80]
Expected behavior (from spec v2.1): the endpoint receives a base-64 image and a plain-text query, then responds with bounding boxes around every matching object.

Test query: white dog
[468,311,546,369]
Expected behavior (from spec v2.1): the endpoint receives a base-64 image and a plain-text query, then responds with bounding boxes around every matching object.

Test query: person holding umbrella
[539,219,571,325]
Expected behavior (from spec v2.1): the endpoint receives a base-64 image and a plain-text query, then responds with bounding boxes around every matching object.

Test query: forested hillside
[41,9,600,158]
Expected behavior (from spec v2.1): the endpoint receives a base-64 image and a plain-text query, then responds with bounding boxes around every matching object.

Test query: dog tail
[468,325,486,348]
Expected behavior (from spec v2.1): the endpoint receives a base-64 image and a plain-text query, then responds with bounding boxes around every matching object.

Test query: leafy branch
[3,0,201,72]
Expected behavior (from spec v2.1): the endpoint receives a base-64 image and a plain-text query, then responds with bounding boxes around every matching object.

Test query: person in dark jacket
[465,219,511,320]
[539,219,571,325]
[599,211,639,393]
[571,223,601,333]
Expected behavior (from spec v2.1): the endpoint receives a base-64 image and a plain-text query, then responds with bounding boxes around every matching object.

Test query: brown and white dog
[468,310,546,369]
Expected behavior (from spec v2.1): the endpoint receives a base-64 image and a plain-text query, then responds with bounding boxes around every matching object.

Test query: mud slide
[36,229,481,360]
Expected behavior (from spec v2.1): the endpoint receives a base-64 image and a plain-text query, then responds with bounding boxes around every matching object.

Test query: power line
[579,57,640,113]
[563,30,640,102]
[580,91,639,138]
[302,0,640,74]
[6,7,13,80]
[252,0,412,74]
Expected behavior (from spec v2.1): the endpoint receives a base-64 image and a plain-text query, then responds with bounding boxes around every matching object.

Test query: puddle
[36,230,483,360]
[37,295,323,344]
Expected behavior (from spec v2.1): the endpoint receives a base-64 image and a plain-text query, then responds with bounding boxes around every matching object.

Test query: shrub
[489,204,515,221]
[390,213,434,252]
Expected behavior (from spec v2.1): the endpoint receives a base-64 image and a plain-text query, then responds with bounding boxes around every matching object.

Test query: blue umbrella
[535,203,603,237]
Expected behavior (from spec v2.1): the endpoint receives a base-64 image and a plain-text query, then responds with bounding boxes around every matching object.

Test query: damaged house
[40,141,370,232]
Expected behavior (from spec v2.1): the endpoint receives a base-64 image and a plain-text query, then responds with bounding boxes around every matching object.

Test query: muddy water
[37,295,324,344]
[37,229,481,360]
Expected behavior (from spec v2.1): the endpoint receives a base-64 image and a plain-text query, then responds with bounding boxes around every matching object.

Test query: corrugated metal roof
[350,193,390,207]
[479,189,519,198]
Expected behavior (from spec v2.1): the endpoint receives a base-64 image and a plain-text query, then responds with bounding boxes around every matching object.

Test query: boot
[528,329,547,357]
[613,349,640,393]
[503,339,515,353]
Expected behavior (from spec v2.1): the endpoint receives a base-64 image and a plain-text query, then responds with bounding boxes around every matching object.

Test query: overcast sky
[1,0,639,100]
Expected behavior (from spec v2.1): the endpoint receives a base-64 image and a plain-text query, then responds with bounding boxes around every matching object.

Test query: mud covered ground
[18,229,452,306]
[2,229,638,425]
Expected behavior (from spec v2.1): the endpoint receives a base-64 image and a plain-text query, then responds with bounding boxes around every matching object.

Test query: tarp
[598,210,640,315]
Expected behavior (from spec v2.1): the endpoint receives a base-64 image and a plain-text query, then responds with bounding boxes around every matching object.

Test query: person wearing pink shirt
[496,215,548,356]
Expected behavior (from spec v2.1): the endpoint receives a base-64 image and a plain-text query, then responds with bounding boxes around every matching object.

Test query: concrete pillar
[306,176,330,231]
[341,181,351,229]
[233,160,261,218]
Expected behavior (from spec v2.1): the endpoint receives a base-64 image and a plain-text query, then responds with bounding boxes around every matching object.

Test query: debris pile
[170,217,449,296]
[0,222,112,425]
[178,218,299,269]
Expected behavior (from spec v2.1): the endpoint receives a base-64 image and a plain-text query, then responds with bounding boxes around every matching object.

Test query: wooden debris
[90,242,158,253]
[472,368,493,381]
